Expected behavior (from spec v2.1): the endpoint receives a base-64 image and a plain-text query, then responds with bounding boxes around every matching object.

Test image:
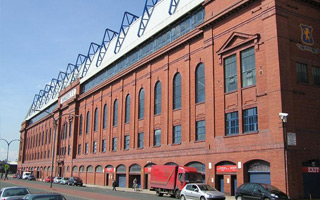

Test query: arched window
[154,81,161,115]
[138,88,145,119]
[95,165,103,173]
[113,99,118,126]
[103,104,107,129]
[94,108,98,132]
[173,73,181,109]
[87,165,94,172]
[79,165,85,172]
[72,166,78,173]
[86,111,90,134]
[125,94,131,123]
[79,115,83,135]
[129,164,141,173]
[196,63,205,103]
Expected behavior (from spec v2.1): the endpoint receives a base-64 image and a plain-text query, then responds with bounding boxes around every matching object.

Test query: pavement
[83,183,235,200]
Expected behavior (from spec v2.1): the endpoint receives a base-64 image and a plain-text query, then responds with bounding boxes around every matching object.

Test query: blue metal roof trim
[169,0,180,15]
[114,12,139,54]
[138,0,159,37]
[96,29,118,67]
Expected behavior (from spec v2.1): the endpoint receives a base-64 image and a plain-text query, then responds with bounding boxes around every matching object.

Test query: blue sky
[0,0,145,161]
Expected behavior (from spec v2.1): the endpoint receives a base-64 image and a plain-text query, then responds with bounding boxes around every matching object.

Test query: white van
[22,172,31,179]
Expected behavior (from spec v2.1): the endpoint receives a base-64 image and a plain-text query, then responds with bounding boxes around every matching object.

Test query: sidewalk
[84,183,234,200]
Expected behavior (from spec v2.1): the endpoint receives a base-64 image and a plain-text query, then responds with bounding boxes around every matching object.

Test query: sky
[0,0,145,161]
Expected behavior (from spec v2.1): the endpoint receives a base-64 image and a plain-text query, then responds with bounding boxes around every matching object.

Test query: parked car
[59,177,69,185]
[180,183,225,200]
[22,193,66,200]
[67,177,83,186]
[235,183,289,200]
[0,187,30,200]
[53,176,62,184]
[45,176,54,183]
[22,172,31,180]
[26,174,36,181]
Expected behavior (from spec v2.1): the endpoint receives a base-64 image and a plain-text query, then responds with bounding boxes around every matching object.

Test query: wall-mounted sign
[144,167,152,173]
[216,165,237,173]
[287,132,297,146]
[297,24,319,54]
[60,88,76,104]
[104,167,114,173]
[302,167,320,173]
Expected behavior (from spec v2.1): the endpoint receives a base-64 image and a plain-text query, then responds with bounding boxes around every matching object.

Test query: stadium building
[18,0,320,198]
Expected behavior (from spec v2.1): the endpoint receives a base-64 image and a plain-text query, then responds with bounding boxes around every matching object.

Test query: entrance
[129,175,141,188]
[247,160,270,184]
[106,173,109,186]
[145,174,149,189]
[117,174,126,188]
[231,175,237,196]
[302,160,320,198]
[218,175,224,193]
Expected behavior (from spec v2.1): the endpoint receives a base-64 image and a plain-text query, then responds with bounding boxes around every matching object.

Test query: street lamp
[0,138,20,162]
[36,109,78,188]
[279,112,288,195]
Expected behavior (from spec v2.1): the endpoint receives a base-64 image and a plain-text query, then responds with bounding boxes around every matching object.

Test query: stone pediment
[217,32,260,65]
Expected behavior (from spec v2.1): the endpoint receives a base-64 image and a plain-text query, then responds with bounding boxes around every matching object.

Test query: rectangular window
[225,54,238,92]
[196,121,205,141]
[79,116,83,135]
[173,125,181,144]
[226,111,239,135]
[69,121,72,137]
[85,143,88,154]
[296,63,308,83]
[48,150,50,158]
[154,129,161,146]
[68,145,71,155]
[78,144,81,155]
[124,135,129,150]
[243,107,258,133]
[312,66,320,85]
[241,47,256,87]
[93,141,97,153]
[102,139,107,152]
[49,129,51,144]
[112,137,117,151]
[138,133,144,148]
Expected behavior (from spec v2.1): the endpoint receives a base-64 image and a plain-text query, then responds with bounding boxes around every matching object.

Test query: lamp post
[0,138,20,162]
[36,110,78,188]
[279,112,288,195]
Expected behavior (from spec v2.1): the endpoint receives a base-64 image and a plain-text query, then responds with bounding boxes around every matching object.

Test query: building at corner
[18,0,320,199]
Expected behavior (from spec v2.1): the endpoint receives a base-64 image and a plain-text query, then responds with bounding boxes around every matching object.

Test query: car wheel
[180,195,186,200]
[175,190,180,199]
[264,198,270,200]
[236,196,242,200]
[200,197,206,200]
[156,189,163,197]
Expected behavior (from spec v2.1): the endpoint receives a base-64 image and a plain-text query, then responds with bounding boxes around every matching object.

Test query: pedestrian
[4,164,10,180]
[112,179,117,191]
[0,171,3,180]
[133,178,137,191]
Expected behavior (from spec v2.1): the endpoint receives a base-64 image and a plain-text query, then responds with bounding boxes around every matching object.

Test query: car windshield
[198,184,217,191]
[185,173,203,183]
[33,195,66,200]
[2,188,29,197]
[261,184,282,193]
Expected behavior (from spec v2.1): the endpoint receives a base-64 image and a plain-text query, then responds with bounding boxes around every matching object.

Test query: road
[0,178,174,200]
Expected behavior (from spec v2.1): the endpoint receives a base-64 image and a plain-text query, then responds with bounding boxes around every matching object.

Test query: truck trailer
[150,165,203,198]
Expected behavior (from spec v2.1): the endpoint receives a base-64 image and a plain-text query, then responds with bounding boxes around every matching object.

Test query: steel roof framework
[96,29,118,67]
[114,12,138,54]
[138,0,159,37]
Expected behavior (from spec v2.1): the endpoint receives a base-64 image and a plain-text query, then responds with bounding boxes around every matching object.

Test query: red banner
[216,165,237,173]
[302,167,320,173]
[144,167,152,173]
[104,168,114,173]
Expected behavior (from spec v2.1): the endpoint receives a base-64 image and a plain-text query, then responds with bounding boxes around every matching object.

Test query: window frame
[195,63,205,103]
[173,73,182,110]
[225,111,239,135]
[154,81,162,115]
[196,120,205,141]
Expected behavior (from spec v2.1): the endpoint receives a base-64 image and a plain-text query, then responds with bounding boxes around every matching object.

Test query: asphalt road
[0,178,174,200]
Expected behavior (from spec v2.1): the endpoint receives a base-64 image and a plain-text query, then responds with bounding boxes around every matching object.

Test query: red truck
[150,165,203,198]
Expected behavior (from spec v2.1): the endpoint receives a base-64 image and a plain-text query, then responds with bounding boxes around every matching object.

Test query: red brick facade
[19,0,320,199]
